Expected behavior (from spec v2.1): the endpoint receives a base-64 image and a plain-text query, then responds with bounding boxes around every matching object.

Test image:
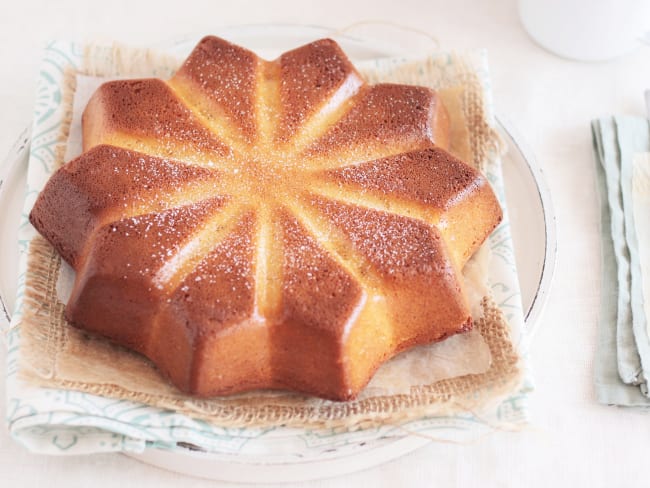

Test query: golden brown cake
[29,36,502,401]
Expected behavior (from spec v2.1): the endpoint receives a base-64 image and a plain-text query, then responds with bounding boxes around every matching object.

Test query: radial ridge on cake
[29,36,502,401]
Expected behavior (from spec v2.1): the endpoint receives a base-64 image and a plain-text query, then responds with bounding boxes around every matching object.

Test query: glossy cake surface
[29,36,502,400]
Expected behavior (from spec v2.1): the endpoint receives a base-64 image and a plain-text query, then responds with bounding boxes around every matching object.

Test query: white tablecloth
[2,0,650,486]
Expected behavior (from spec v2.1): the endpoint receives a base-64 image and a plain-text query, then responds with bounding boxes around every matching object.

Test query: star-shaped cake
[29,36,502,400]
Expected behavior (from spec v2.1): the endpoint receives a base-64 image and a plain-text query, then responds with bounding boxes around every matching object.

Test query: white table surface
[2,0,650,486]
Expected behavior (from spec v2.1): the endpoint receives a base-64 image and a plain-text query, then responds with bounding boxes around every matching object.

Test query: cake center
[227,156,303,203]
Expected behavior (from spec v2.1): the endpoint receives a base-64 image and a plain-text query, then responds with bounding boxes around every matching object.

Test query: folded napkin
[592,115,650,406]
[4,39,531,455]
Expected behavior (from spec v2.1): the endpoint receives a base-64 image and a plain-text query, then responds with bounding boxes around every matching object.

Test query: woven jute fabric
[17,42,522,430]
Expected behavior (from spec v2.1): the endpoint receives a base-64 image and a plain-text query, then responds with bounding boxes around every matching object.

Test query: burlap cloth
[16,42,522,430]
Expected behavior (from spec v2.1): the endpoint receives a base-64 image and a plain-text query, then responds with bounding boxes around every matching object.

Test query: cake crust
[30,36,502,401]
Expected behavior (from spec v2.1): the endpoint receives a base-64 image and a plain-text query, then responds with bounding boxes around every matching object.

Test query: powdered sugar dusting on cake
[67,47,467,302]
[166,212,257,335]
[325,147,483,210]
[308,195,451,279]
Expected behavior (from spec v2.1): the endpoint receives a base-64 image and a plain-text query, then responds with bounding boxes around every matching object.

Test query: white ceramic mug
[519,0,650,61]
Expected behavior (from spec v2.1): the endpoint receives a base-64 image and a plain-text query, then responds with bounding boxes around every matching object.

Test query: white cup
[518,0,650,61]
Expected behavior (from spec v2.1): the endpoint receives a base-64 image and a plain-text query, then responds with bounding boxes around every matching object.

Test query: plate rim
[0,125,30,329]
[497,115,556,337]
